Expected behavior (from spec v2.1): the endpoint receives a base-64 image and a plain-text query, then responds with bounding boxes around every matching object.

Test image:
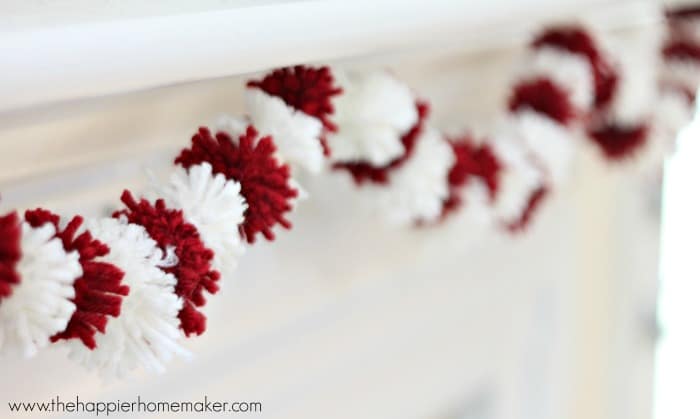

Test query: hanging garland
[0,10,695,377]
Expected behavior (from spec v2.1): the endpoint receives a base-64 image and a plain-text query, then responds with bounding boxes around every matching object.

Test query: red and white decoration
[0,120,300,376]
[244,66,343,174]
[657,6,700,153]
[0,8,696,377]
[328,69,419,167]
[0,212,81,358]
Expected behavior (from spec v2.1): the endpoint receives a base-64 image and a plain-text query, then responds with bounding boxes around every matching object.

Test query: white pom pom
[0,222,80,358]
[519,47,594,111]
[655,89,695,144]
[662,58,700,94]
[245,88,325,174]
[638,89,695,168]
[489,137,544,223]
[155,162,247,277]
[371,127,455,225]
[327,70,418,166]
[498,111,575,186]
[66,218,187,377]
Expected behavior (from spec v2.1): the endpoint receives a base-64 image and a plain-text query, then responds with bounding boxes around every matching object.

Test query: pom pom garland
[24,209,128,350]
[0,14,695,377]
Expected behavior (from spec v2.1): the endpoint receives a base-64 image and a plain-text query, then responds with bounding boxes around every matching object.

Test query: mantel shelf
[0,0,659,113]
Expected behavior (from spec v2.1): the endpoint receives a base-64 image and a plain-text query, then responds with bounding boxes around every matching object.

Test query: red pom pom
[661,23,700,103]
[440,138,502,218]
[507,186,549,232]
[663,39,700,62]
[0,211,22,301]
[509,78,576,125]
[176,126,298,244]
[667,5,700,20]
[248,65,342,156]
[24,208,129,349]
[533,26,618,108]
[587,122,649,161]
[116,191,220,337]
[333,102,429,184]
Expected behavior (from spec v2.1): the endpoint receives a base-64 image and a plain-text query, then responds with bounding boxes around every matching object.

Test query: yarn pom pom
[587,122,649,161]
[372,126,455,225]
[440,138,502,219]
[509,78,576,125]
[0,212,22,301]
[327,70,418,166]
[660,60,700,103]
[24,209,128,350]
[663,39,700,63]
[533,26,618,108]
[0,222,80,357]
[248,65,342,156]
[653,87,695,153]
[176,126,298,243]
[244,88,326,173]
[500,110,576,186]
[518,46,595,110]
[155,162,248,277]
[117,191,219,337]
[334,102,429,184]
[66,218,186,376]
[248,65,342,133]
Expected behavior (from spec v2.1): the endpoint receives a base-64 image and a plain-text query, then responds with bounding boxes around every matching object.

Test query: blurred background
[0,0,697,418]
